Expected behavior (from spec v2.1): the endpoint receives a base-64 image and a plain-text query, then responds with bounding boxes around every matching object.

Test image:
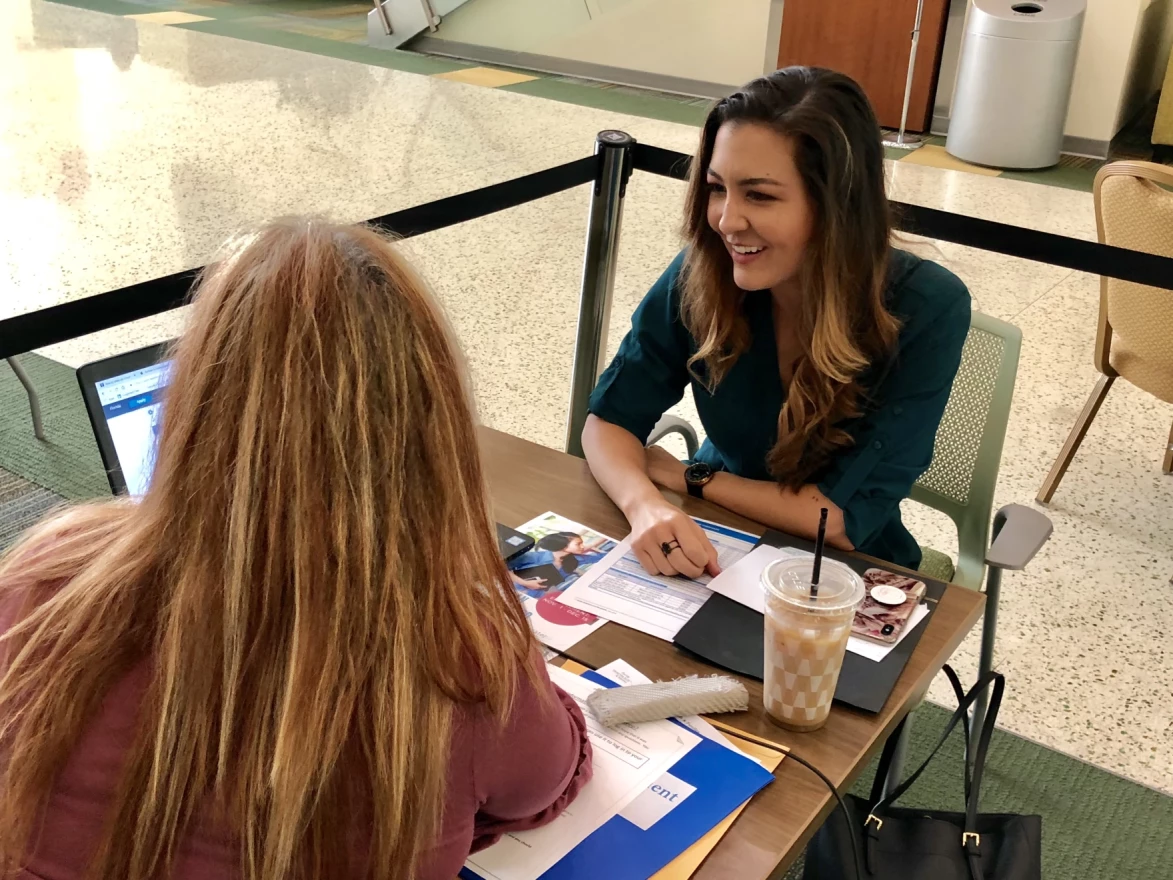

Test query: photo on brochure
[507,512,616,599]
[506,513,618,654]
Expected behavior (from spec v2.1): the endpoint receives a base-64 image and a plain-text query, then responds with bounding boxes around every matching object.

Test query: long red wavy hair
[0,219,535,880]
[681,67,901,487]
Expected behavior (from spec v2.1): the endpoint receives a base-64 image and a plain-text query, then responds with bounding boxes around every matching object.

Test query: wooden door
[776,0,950,131]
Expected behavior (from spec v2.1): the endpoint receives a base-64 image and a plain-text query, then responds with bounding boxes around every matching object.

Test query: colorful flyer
[507,512,618,652]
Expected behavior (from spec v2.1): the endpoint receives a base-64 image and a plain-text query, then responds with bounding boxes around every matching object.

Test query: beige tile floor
[3,0,1171,794]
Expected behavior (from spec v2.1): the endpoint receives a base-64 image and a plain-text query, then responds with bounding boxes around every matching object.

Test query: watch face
[685,462,714,484]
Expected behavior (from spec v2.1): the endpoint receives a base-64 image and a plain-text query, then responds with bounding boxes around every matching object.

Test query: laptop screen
[91,360,173,496]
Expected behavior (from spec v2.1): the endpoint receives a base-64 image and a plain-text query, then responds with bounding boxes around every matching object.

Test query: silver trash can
[947,0,1085,169]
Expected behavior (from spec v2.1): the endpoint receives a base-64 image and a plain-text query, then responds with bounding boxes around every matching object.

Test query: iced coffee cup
[761,557,865,732]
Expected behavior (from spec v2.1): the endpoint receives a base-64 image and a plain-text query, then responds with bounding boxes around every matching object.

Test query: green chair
[906,311,1052,750]
[915,311,1024,591]
[649,311,1054,741]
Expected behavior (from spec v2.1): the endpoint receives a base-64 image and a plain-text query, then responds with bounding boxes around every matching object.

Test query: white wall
[1062,0,1142,142]
[432,0,592,50]
[542,0,771,86]
[436,0,772,89]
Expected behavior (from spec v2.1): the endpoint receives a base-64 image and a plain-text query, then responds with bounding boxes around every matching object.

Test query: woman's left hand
[645,445,687,494]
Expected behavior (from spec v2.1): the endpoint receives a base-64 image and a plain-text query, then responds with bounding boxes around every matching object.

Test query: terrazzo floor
[48,0,1135,193]
[2,0,1171,797]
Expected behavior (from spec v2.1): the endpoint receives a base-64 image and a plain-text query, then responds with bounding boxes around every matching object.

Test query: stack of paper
[463,664,701,880]
[462,661,776,880]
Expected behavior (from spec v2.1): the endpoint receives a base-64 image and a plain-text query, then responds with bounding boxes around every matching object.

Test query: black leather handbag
[803,667,1042,880]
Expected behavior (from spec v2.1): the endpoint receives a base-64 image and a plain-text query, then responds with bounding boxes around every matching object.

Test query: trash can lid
[969,0,1085,41]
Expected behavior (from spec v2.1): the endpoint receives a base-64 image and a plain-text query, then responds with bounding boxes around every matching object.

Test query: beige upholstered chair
[1037,161,1173,503]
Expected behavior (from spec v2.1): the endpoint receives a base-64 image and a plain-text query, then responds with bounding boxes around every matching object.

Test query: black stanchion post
[566,130,634,457]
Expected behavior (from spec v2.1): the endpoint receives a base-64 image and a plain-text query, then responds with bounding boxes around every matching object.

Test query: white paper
[621,772,697,831]
[593,661,763,824]
[519,595,607,653]
[557,519,757,641]
[704,544,932,662]
[591,663,710,830]
[465,664,700,880]
[706,544,807,613]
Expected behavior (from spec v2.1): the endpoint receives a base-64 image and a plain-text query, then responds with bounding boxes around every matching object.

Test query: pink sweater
[4,608,591,879]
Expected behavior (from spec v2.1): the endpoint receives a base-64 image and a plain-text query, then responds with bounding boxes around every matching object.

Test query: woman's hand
[627,496,720,579]
[581,417,719,579]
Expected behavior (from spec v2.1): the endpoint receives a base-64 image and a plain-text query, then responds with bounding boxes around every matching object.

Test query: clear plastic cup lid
[761,557,865,614]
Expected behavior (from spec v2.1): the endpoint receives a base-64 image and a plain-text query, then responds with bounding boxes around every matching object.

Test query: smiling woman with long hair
[583,67,971,576]
[0,220,591,880]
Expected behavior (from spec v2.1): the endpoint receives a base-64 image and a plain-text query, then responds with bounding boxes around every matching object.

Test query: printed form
[464,664,700,880]
[557,519,757,641]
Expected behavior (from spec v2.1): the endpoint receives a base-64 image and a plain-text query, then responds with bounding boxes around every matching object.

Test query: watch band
[687,480,705,499]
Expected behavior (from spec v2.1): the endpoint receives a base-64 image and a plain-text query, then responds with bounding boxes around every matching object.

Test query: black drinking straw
[811,507,829,599]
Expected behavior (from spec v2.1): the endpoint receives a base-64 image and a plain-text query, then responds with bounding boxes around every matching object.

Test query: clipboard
[672,530,946,713]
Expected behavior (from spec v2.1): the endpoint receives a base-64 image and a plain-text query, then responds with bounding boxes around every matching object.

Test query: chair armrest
[647,415,700,459]
[985,504,1053,571]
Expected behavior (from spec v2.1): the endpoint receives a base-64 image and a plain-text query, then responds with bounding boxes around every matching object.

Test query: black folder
[673,530,946,713]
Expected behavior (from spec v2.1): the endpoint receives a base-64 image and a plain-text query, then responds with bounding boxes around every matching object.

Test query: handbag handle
[867,669,1003,815]
[965,668,1005,835]
[960,671,1005,880]
[865,668,1006,880]
[868,665,973,807]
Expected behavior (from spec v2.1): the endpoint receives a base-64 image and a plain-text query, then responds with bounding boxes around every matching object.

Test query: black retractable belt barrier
[630,143,692,182]
[0,269,202,362]
[5,136,1173,364]
[629,143,1173,293]
[368,155,597,238]
[0,156,598,361]
[566,131,634,456]
[892,202,1173,291]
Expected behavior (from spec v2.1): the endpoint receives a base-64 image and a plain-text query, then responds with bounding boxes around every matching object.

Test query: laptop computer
[76,343,536,561]
[76,342,174,496]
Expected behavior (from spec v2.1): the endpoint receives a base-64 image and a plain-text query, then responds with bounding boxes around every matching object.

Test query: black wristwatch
[684,462,715,499]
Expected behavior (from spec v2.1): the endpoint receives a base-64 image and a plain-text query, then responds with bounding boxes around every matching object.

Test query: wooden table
[480,427,985,880]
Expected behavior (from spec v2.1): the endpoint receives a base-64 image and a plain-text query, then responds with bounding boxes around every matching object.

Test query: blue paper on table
[461,670,774,880]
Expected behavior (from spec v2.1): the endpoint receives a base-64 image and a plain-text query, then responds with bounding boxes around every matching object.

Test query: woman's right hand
[627,498,721,579]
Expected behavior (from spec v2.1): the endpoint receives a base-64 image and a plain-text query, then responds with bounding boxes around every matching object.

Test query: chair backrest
[1094,162,1173,404]
[910,312,1022,590]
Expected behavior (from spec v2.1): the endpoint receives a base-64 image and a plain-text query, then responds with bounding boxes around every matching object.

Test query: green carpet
[2,354,1172,877]
[0,354,110,500]
[0,468,67,551]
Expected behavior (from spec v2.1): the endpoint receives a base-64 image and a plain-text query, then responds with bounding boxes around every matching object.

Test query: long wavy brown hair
[0,219,535,879]
[682,67,901,487]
